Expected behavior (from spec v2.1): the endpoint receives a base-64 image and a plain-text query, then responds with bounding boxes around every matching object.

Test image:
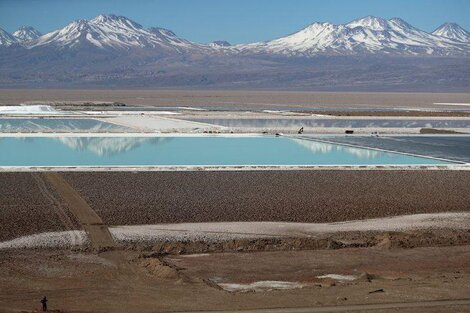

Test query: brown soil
[1,89,469,110]
[166,245,470,285]
[1,245,469,313]
[125,229,470,254]
[62,170,470,226]
[1,170,470,312]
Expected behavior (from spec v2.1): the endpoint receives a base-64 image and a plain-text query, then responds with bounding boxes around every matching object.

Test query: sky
[0,0,469,44]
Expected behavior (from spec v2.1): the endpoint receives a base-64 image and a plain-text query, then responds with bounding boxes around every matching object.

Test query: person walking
[41,296,48,312]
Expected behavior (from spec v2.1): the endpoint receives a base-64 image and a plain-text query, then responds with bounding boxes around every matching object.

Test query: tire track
[31,173,82,246]
[41,172,117,251]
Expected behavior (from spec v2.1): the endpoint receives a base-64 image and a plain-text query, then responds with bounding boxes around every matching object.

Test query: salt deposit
[2,213,468,250]
[0,230,87,250]
[317,274,357,281]
[218,281,305,292]
[0,105,63,115]
[107,213,470,244]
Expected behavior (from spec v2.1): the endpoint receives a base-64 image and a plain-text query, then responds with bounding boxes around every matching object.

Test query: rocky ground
[4,170,470,242]
[1,164,470,312]
[62,170,470,226]
[0,173,79,241]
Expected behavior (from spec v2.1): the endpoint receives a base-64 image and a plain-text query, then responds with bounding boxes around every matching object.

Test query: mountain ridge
[235,16,470,56]
[433,23,470,42]
[1,14,469,56]
[27,14,204,53]
[13,26,42,42]
[0,27,18,46]
[1,14,469,90]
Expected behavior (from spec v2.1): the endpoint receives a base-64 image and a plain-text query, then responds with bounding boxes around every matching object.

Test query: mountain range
[1,14,470,91]
[240,16,470,56]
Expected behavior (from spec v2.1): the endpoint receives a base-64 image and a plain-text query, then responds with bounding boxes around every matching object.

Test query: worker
[41,296,48,312]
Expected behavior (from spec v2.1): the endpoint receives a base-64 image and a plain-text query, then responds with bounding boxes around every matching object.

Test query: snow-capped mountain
[0,27,18,46]
[6,14,469,56]
[1,14,469,90]
[13,26,42,42]
[433,23,470,42]
[237,16,470,56]
[28,14,203,52]
[147,27,193,47]
[210,41,231,47]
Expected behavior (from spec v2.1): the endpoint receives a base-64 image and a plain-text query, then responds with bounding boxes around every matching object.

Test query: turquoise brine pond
[0,136,454,167]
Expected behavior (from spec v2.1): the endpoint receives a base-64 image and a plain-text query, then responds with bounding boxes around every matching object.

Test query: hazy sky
[1,0,469,44]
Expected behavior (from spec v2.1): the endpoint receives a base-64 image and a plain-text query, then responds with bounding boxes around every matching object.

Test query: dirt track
[43,172,116,250]
[176,300,470,313]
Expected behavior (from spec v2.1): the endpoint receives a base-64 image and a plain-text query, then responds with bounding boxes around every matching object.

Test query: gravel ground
[63,170,470,226]
[0,173,80,241]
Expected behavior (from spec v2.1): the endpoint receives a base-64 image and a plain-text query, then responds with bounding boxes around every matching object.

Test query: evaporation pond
[0,136,454,167]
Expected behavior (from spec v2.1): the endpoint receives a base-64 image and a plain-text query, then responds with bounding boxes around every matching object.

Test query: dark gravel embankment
[0,173,80,241]
[64,171,470,226]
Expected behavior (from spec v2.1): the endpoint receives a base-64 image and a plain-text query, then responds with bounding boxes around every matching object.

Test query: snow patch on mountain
[13,26,42,42]
[433,23,470,42]
[210,40,231,47]
[0,27,18,46]
[28,14,203,52]
[236,16,470,56]
[347,15,390,31]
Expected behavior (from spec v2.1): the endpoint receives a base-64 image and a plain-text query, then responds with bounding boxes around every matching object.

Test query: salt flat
[1,89,470,110]
[100,115,224,132]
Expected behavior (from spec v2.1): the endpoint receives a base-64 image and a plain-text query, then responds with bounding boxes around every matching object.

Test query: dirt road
[43,172,116,250]
[177,299,470,313]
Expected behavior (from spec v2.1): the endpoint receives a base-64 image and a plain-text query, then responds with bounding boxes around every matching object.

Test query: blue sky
[0,0,469,44]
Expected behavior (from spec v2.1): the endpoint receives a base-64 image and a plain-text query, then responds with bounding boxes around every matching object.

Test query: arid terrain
[1,89,470,110]
[1,170,470,312]
[1,244,469,313]
[2,171,470,242]
[63,171,470,226]
[1,90,470,312]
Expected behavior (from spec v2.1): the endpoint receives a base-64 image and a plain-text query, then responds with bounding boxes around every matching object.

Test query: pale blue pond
[0,136,454,167]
